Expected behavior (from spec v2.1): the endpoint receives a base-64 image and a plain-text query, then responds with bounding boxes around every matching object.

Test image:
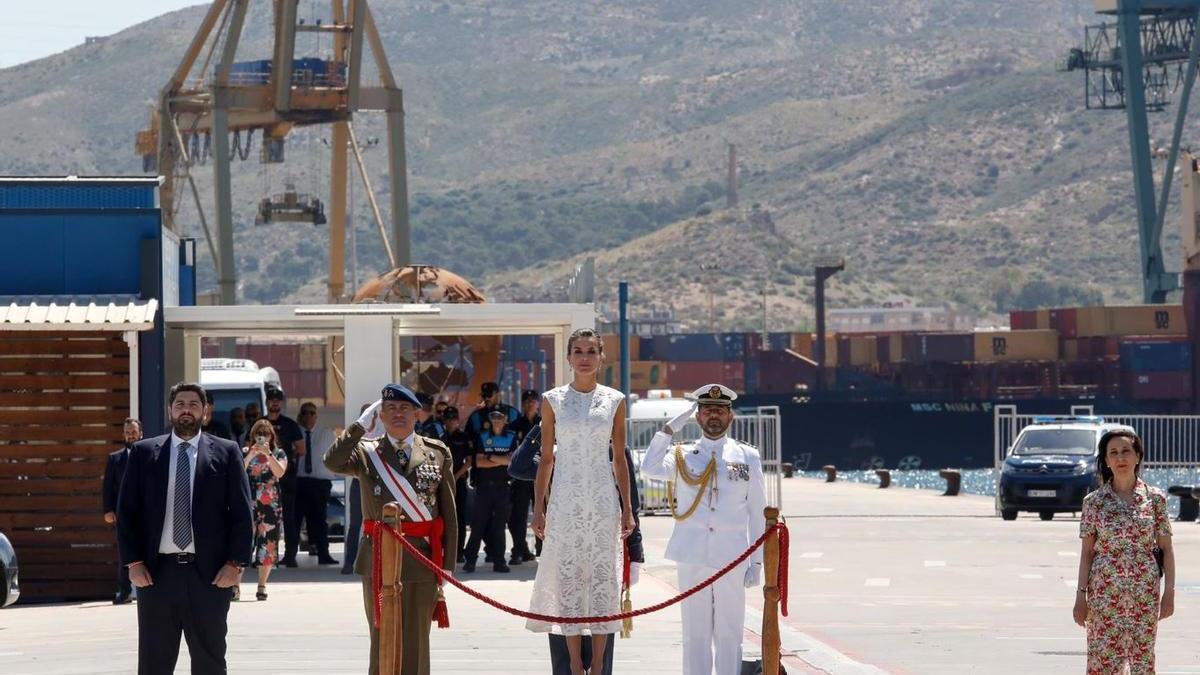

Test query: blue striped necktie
[173,441,193,550]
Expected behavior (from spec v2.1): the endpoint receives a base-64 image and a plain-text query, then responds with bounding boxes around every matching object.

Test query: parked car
[0,531,19,607]
[998,416,1134,521]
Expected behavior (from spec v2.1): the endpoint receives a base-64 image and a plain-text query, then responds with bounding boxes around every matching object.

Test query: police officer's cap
[381,383,421,406]
[265,385,285,401]
[442,406,459,420]
[415,391,434,408]
[480,381,500,396]
[521,389,540,402]
[691,383,737,407]
[487,409,507,421]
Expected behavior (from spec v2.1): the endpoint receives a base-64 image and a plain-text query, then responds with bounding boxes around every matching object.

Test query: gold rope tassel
[620,586,633,638]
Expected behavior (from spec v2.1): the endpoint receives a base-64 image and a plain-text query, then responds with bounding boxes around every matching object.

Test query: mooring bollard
[1169,486,1200,521]
[379,503,404,675]
[821,465,836,482]
[938,469,961,496]
[875,468,891,489]
[782,462,794,479]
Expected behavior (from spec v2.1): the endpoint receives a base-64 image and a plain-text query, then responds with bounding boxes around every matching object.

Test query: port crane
[136,0,409,303]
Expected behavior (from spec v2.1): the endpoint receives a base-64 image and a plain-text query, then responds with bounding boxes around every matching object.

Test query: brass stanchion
[762,506,782,675]
[379,503,404,674]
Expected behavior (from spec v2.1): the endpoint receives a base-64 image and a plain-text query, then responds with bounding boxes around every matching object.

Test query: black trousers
[455,479,470,558]
[280,476,299,561]
[508,480,534,558]
[463,482,511,562]
[548,634,615,675]
[136,558,233,675]
[295,477,332,555]
[342,478,361,574]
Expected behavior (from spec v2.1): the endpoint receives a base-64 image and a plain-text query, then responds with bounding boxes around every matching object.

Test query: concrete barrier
[1168,486,1200,521]
[939,469,961,496]
[821,465,837,482]
[875,469,891,489]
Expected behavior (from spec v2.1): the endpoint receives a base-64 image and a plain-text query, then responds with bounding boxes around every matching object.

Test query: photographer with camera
[242,418,289,601]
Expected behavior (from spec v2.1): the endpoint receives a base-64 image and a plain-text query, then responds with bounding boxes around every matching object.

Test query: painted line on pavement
[864,578,891,587]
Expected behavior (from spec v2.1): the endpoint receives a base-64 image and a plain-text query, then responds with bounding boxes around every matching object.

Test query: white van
[200,358,282,431]
[628,389,697,513]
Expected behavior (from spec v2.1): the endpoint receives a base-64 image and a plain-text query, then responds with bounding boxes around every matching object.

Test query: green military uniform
[324,422,458,675]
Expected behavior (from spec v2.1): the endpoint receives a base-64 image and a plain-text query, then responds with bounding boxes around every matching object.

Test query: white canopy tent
[163,303,595,427]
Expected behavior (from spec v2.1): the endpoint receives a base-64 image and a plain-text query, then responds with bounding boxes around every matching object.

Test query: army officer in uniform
[324,384,458,675]
[640,384,767,675]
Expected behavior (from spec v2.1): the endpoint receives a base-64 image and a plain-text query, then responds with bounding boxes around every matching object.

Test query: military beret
[381,383,420,406]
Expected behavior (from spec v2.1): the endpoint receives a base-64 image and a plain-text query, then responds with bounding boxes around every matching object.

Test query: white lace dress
[526,384,624,636]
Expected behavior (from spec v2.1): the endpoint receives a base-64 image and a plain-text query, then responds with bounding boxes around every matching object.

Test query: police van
[199,358,282,430]
[998,416,1134,521]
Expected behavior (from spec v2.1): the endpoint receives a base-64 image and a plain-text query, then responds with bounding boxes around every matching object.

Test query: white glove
[664,403,698,435]
[629,562,641,587]
[744,563,762,588]
[356,399,383,438]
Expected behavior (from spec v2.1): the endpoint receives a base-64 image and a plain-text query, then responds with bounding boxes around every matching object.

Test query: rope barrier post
[379,503,404,675]
[762,507,782,675]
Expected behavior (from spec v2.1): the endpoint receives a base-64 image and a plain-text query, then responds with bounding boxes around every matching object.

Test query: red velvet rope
[368,519,789,624]
[778,522,790,617]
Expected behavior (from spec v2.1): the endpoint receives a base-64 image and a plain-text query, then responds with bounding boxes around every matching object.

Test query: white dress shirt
[158,432,201,555]
[296,425,338,480]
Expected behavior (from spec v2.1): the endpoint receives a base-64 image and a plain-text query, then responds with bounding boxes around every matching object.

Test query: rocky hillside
[0,1,1188,327]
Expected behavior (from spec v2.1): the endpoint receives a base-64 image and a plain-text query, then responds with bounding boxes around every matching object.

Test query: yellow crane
[136,0,408,303]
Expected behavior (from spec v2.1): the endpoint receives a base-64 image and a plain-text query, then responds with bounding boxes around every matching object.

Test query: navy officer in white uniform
[640,384,767,675]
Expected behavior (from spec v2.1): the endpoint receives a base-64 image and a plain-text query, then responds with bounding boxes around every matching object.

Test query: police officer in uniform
[415,392,446,441]
[441,406,475,561]
[324,384,458,675]
[462,410,516,573]
[640,384,767,675]
[506,389,540,564]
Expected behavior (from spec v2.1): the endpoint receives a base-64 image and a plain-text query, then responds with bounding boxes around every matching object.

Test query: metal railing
[995,404,1200,470]
[631,406,783,513]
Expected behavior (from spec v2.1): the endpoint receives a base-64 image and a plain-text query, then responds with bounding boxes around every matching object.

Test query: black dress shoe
[522,551,537,562]
[508,555,523,566]
[462,560,476,573]
[317,556,340,565]
[113,593,132,605]
[281,558,298,568]
[493,562,511,573]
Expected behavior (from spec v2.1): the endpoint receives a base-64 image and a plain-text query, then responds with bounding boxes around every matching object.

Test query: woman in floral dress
[1074,429,1175,674]
[242,418,288,601]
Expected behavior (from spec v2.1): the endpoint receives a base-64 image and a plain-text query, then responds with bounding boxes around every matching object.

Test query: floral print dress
[246,447,288,567]
[1080,480,1171,675]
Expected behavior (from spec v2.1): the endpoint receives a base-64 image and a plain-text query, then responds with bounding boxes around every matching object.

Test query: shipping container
[299,343,324,370]
[1123,371,1192,400]
[1009,310,1035,330]
[1060,338,1079,361]
[1050,308,1078,338]
[973,330,1058,363]
[666,361,745,391]
[1035,309,1051,330]
[744,357,761,393]
[279,370,325,399]
[721,333,745,361]
[756,350,817,394]
[600,334,641,364]
[789,333,838,363]
[239,343,301,372]
[1118,339,1193,372]
[600,361,668,390]
[652,334,725,362]
[901,333,974,363]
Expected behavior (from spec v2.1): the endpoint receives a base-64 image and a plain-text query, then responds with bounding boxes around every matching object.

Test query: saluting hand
[356,399,384,438]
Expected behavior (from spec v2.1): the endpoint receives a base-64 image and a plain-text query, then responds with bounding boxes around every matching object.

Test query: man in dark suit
[118,382,254,675]
[103,417,143,604]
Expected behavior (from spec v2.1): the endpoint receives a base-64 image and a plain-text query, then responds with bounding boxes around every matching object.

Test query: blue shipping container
[1119,341,1192,372]
[502,335,542,361]
[655,333,725,362]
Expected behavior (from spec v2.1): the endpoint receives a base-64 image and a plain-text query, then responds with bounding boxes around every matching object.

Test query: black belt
[159,552,196,564]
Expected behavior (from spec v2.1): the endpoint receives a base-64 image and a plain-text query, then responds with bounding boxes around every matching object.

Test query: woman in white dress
[528,328,636,675]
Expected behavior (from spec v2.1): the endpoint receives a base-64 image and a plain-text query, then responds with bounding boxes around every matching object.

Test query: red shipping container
[1009,310,1035,330]
[666,361,746,391]
[1050,308,1077,339]
[1124,371,1192,400]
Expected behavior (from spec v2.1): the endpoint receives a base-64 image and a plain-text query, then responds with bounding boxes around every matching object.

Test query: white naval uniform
[641,431,768,675]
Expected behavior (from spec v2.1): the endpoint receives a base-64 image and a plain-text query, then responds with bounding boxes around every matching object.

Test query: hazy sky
[1,1,203,67]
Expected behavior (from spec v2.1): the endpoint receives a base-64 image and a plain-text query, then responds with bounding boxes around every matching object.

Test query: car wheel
[1039,511,1054,521]
[1001,508,1018,521]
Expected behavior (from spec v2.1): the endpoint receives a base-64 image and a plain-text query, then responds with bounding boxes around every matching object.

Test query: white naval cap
[690,383,738,407]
